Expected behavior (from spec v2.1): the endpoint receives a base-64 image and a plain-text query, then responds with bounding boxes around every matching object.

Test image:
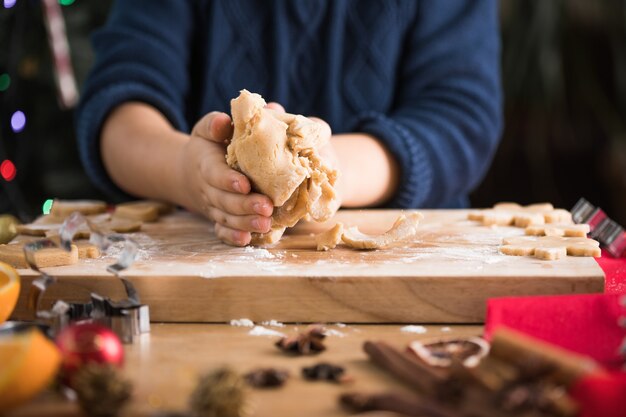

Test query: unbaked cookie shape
[500,236,601,260]
[468,202,572,227]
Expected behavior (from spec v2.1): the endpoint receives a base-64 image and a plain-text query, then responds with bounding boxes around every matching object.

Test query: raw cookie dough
[500,236,601,260]
[75,241,101,259]
[525,223,590,238]
[113,200,173,222]
[316,223,344,251]
[341,212,424,250]
[0,243,79,269]
[50,199,107,218]
[227,90,339,245]
[468,202,573,227]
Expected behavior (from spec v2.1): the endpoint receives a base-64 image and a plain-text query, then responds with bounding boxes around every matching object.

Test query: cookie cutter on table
[571,198,626,258]
[25,212,150,343]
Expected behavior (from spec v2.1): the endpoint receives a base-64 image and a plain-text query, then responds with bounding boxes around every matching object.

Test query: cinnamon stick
[489,327,599,386]
[340,392,457,417]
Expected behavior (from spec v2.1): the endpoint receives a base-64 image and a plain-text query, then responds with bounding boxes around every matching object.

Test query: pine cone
[244,368,290,388]
[189,368,248,417]
[72,364,132,417]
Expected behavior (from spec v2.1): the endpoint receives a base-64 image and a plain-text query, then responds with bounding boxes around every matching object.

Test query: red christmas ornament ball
[55,322,124,384]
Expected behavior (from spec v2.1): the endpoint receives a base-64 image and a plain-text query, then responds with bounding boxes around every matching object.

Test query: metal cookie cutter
[26,212,150,343]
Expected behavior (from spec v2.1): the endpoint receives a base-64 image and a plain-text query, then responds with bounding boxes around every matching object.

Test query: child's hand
[180,111,274,246]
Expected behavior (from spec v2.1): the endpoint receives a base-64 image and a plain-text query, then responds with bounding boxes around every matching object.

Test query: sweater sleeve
[356,0,502,208]
[76,0,195,201]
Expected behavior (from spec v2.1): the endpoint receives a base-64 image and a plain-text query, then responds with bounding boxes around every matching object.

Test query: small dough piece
[469,202,573,228]
[250,227,287,246]
[500,236,601,260]
[114,200,171,222]
[341,212,424,250]
[75,241,101,259]
[227,90,339,244]
[0,243,79,269]
[525,224,590,238]
[50,199,107,218]
[316,223,344,251]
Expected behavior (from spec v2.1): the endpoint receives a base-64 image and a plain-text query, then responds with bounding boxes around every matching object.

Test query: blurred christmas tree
[0,0,111,221]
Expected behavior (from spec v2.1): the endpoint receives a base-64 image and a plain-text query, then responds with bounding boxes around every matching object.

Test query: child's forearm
[333,133,399,207]
[100,102,190,206]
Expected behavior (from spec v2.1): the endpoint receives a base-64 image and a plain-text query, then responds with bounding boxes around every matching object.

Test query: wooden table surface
[9,323,483,417]
[11,209,604,324]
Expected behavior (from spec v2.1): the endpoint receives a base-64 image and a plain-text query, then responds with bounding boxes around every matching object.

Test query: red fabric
[570,372,626,417]
[484,293,625,369]
[598,249,626,294]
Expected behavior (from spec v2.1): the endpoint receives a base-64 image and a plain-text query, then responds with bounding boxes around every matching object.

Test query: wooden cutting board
[10,209,604,323]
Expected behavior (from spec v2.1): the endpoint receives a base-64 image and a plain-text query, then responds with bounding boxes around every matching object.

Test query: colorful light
[42,199,54,214]
[58,0,74,5]
[0,74,10,92]
[0,160,16,181]
[10,110,26,133]
[3,0,17,9]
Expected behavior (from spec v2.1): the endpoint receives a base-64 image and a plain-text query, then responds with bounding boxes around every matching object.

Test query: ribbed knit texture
[77,0,502,207]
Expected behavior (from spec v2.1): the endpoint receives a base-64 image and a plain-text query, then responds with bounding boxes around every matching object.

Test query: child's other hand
[180,111,273,246]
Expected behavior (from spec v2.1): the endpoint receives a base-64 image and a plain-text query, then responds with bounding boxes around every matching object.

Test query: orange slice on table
[0,327,61,411]
[0,261,20,323]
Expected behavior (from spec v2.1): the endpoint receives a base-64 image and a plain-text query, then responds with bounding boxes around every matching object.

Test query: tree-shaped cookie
[500,236,601,260]
[468,202,572,227]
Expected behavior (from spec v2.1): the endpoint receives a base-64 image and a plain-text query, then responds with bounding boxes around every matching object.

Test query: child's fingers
[208,188,273,216]
[209,207,271,234]
[192,111,234,143]
[214,223,251,246]
[201,156,251,194]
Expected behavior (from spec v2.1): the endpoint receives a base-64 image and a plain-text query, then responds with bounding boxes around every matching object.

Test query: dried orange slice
[0,261,20,323]
[0,327,61,411]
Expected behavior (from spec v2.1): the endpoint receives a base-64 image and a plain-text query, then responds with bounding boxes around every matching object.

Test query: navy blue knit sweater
[77,0,502,208]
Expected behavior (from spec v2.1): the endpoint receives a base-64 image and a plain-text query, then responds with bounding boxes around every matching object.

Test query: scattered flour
[400,325,428,334]
[334,322,347,328]
[261,320,286,328]
[230,318,254,327]
[325,329,346,338]
[248,326,286,337]
[242,246,275,259]
[441,327,452,332]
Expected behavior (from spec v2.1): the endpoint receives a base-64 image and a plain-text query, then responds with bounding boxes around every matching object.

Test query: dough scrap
[113,200,173,222]
[17,216,141,238]
[227,90,339,245]
[525,223,590,238]
[50,199,107,218]
[468,202,573,227]
[0,243,79,269]
[316,223,344,251]
[500,236,601,260]
[341,212,424,250]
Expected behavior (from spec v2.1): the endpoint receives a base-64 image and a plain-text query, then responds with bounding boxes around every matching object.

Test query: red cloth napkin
[484,293,625,369]
[597,249,626,294]
[570,372,626,417]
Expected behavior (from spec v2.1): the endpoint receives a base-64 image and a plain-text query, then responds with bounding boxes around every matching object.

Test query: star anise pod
[302,362,351,383]
[244,368,290,388]
[275,324,326,355]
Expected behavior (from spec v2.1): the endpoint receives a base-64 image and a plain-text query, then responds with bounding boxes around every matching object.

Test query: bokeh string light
[0,74,10,91]
[58,0,75,5]
[10,110,26,133]
[42,199,53,214]
[3,0,16,9]
[0,160,17,182]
